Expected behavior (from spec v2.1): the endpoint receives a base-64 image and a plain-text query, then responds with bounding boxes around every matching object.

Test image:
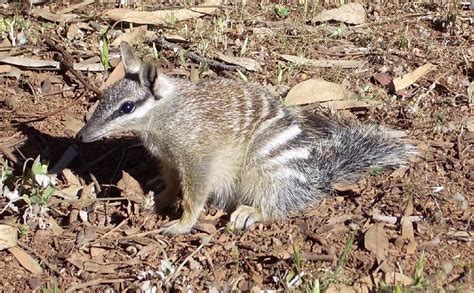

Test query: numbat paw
[161,219,193,235]
[229,205,263,231]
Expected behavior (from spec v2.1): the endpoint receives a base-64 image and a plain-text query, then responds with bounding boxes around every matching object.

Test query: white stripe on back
[257,124,302,157]
[267,147,311,166]
[275,167,307,183]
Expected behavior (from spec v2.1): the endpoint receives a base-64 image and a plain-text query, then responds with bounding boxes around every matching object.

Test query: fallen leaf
[62,168,81,186]
[401,217,415,241]
[67,252,139,273]
[406,240,417,254]
[101,61,124,90]
[72,63,104,72]
[326,283,356,293]
[62,117,84,133]
[0,56,60,68]
[0,224,17,250]
[384,272,413,286]
[105,0,221,25]
[0,64,12,73]
[66,23,84,41]
[46,216,64,236]
[217,53,261,72]
[393,63,434,92]
[76,226,98,247]
[194,222,217,234]
[58,0,94,14]
[320,99,377,110]
[117,171,144,202]
[111,26,148,47]
[364,224,389,263]
[8,246,43,274]
[32,7,78,23]
[465,117,474,132]
[285,78,354,106]
[312,3,366,25]
[280,54,363,69]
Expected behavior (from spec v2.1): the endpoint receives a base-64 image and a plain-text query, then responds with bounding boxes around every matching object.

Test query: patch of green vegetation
[99,27,110,72]
[369,165,386,177]
[1,156,56,217]
[274,4,290,18]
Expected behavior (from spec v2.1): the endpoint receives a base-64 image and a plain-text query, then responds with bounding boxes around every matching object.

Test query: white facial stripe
[154,74,175,99]
[257,124,302,157]
[267,147,311,166]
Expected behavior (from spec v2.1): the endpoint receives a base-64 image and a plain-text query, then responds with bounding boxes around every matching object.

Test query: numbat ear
[139,61,157,89]
[120,42,140,75]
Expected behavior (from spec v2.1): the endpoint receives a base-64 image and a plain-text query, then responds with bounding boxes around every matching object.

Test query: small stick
[153,35,245,72]
[43,37,101,96]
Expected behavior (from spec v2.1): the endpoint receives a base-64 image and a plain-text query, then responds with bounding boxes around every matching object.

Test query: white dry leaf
[217,53,262,72]
[2,186,19,202]
[312,3,366,25]
[34,174,57,188]
[280,54,364,69]
[105,0,221,25]
[285,78,355,106]
[0,56,60,69]
[110,25,148,47]
[393,63,434,92]
[0,224,17,250]
[32,7,78,23]
[364,223,389,263]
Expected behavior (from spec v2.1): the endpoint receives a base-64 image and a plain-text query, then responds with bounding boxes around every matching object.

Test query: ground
[0,1,472,292]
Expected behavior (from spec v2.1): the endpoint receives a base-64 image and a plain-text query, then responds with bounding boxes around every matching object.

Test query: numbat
[77,42,415,235]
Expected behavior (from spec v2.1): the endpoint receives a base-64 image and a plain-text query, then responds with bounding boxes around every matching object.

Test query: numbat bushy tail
[77,42,415,235]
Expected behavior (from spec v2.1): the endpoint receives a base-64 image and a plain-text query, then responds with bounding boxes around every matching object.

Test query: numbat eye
[120,101,135,114]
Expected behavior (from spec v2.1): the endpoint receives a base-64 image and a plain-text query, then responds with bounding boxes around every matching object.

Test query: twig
[168,228,223,284]
[16,241,63,276]
[373,214,423,225]
[43,37,101,96]
[66,278,134,293]
[153,35,245,72]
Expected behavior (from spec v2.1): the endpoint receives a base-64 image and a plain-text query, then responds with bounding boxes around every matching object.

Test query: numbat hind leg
[230,205,263,230]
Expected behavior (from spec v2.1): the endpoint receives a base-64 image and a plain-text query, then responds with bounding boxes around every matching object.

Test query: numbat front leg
[155,164,179,211]
[160,171,209,235]
[230,205,264,231]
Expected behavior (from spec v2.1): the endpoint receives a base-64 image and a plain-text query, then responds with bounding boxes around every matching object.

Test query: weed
[236,69,248,82]
[321,231,355,290]
[239,36,249,57]
[99,27,110,72]
[369,165,385,177]
[413,251,426,288]
[1,156,56,221]
[274,4,290,18]
[40,279,60,293]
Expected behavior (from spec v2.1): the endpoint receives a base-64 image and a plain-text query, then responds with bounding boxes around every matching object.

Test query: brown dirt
[0,1,472,292]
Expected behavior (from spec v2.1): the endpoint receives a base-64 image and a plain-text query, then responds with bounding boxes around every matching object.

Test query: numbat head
[76,42,176,142]
[77,42,414,236]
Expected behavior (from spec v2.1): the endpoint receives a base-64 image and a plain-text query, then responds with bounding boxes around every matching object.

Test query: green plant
[99,27,110,72]
[369,165,385,177]
[239,36,249,57]
[1,156,56,216]
[274,4,290,18]
[413,251,426,288]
